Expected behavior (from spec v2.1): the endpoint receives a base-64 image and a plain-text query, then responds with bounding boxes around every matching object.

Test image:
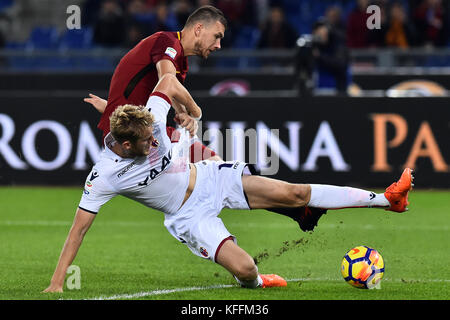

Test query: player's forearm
[50,229,85,285]
[172,84,201,118]
[157,74,202,118]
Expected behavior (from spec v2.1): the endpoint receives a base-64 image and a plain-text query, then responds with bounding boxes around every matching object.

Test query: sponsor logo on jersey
[200,247,209,258]
[117,161,136,178]
[90,171,99,181]
[165,47,177,59]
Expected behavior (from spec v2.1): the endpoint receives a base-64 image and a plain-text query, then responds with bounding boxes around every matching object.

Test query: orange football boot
[260,274,287,288]
[384,168,414,213]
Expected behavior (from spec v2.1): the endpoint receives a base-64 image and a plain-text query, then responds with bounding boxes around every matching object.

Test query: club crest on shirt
[200,247,209,258]
[164,47,177,59]
[151,138,159,148]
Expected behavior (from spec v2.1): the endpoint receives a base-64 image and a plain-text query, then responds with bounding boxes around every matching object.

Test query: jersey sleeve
[78,169,117,214]
[150,33,181,69]
[145,93,171,124]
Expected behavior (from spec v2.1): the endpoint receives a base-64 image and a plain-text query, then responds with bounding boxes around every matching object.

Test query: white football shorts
[163,160,251,262]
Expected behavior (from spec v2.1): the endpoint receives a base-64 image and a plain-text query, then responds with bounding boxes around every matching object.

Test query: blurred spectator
[82,0,103,27]
[412,0,448,47]
[384,2,417,48]
[121,0,159,7]
[311,19,349,95]
[125,0,153,36]
[93,0,126,47]
[0,26,4,48]
[123,22,146,48]
[216,0,255,48]
[367,0,388,47]
[196,0,214,7]
[150,1,178,33]
[0,20,5,67]
[324,5,346,41]
[258,6,298,48]
[173,0,194,28]
[346,0,371,48]
[295,18,349,96]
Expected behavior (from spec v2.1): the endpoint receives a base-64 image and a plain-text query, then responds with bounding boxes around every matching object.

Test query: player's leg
[215,239,286,288]
[242,168,413,212]
[242,175,386,232]
[215,239,260,287]
[243,165,326,231]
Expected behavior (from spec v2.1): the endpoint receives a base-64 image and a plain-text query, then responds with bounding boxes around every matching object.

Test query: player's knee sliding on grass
[215,240,287,288]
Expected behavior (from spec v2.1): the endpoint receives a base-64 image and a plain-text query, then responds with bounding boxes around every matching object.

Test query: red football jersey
[98,31,188,136]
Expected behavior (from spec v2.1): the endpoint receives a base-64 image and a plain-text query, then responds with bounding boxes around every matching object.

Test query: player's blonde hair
[110,104,155,143]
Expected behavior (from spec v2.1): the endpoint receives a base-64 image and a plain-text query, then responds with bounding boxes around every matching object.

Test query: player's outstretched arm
[155,61,202,119]
[84,93,107,114]
[153,73,202,136]
[42,208,96,293]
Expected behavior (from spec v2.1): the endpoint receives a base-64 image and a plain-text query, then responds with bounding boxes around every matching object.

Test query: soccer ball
[341,245,385,289]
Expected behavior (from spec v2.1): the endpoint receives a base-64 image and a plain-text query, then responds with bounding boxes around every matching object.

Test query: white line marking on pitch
[85,284,236,300]
[77,277,450,300]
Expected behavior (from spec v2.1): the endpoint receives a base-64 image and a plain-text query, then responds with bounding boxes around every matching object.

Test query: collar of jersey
[104,144,125,162]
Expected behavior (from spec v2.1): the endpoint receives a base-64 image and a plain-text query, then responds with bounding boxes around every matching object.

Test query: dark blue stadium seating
[26,26,60,50]
[0,0,13,12]
[59,27,94,50]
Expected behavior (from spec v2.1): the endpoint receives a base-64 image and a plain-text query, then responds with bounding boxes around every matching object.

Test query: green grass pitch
[0,187,449,300]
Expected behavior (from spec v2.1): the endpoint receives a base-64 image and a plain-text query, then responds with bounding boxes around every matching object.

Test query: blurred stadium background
[0,0,449,187]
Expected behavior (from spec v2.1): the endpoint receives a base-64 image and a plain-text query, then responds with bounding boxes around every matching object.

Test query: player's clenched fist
[174,113,199,137]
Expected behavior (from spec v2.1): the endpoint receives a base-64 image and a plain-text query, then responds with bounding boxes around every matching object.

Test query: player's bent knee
[215,240,258,281]
[286,184,311,207]
[234,260,258,281]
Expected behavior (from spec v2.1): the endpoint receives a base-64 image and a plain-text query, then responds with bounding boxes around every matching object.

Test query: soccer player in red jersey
[94,5,226,163]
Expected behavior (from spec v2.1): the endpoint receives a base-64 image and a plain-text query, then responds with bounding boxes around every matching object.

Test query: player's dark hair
[185,5,227,29]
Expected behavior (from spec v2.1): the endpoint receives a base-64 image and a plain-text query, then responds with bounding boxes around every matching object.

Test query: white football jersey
[78,95,191,215]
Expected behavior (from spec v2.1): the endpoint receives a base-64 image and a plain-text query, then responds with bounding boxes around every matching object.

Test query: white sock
[234,274,263,288]
[308,184,389,209]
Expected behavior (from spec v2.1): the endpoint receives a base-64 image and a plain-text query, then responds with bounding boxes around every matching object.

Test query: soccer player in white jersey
[43,74,413,292]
